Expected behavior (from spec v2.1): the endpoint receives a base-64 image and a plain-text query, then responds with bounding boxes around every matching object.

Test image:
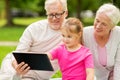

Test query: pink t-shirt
[97,46,107,66]
[50,44,94,80]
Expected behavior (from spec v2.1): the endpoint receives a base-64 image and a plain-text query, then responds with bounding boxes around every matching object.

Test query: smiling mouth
[52,22,59,25]
[96,29,103,32]
[53,23,59,25]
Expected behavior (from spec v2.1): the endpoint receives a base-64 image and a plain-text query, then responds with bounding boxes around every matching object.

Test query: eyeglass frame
[47,11,65,19]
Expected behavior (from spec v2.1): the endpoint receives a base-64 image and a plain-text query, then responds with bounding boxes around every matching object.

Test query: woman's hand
[12,60,30,76]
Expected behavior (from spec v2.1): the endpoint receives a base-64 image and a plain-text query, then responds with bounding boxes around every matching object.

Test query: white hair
[45,0,67,11]
[96,3,120,26]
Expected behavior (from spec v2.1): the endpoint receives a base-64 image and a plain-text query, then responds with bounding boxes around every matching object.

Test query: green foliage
[68,0,113,18]
[99,0,112,5]
[68,0,100,14]
[10,0,45,13]
[113,0,120,8]
[83,17,94,26]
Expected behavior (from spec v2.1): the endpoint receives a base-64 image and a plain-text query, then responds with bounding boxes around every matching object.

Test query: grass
[0,46,16,66]
[0,27,25,41]
[13,17,46,26]
[0,19,6,27]
[52,70,62,78]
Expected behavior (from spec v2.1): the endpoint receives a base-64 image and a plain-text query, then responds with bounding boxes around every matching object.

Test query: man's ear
[65,11,68,18]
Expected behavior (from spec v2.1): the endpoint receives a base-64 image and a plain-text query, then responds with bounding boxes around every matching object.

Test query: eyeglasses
[47,11,65,19]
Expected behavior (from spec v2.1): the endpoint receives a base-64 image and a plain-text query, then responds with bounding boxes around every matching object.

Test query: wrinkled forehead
[46,2,64,13]
[96,13,112,23]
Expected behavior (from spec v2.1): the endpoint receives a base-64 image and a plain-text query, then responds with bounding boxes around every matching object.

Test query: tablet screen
[12,52,54,71]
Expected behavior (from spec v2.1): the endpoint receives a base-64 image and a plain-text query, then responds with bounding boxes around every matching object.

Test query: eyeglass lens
[48,11,65,18]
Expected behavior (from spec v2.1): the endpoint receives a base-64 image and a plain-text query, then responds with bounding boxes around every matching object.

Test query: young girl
[47,18,94,80]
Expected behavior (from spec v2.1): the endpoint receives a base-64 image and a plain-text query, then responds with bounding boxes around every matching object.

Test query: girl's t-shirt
[50,44,94,80]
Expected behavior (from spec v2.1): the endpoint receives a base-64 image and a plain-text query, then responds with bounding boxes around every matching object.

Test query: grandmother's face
[94,13,113,36]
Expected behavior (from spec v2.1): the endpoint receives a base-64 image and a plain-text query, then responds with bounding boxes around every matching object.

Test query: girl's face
[94,13,113,37]
[61,30,80,49]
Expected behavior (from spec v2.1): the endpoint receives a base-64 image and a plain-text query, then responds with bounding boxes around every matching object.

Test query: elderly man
[0,0,68,80]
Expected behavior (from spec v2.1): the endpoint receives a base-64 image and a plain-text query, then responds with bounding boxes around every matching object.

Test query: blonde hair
[45,0,67,11]
[96,3,120,26]
[62,17,83,45]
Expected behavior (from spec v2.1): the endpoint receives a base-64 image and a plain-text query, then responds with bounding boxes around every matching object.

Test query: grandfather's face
[94,13,113,37]
[46,2,67,30]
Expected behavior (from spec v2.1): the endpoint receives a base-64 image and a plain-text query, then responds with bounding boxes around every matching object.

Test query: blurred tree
[68,0,100,19]
[11,0,41,11]
[4,0,117,26]
[99,0,112,5]
[68,0,113,19]
[0,0,5,19]
[4,0,43,26]
[36,0,46,16]
[112,0,120,8]
[5,0,13,26]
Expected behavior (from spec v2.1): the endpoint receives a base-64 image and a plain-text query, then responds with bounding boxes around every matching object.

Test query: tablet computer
[12,52,54,71]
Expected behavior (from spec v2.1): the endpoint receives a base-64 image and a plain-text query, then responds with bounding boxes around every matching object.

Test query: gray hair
[45,0,67,12]
[96,3,120,26]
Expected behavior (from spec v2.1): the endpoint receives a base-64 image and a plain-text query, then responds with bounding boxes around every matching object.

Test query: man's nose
[52,15,58,20]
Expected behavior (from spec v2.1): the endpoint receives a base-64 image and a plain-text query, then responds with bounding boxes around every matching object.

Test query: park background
[0,0,120,78]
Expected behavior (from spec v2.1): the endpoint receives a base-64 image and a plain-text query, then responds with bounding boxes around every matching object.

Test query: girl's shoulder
[81,45,92,55]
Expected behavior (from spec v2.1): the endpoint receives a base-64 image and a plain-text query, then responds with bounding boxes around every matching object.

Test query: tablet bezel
[12,52,54,71]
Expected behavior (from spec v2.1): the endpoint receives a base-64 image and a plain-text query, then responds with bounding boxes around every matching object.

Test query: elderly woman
[83,3,120,80]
